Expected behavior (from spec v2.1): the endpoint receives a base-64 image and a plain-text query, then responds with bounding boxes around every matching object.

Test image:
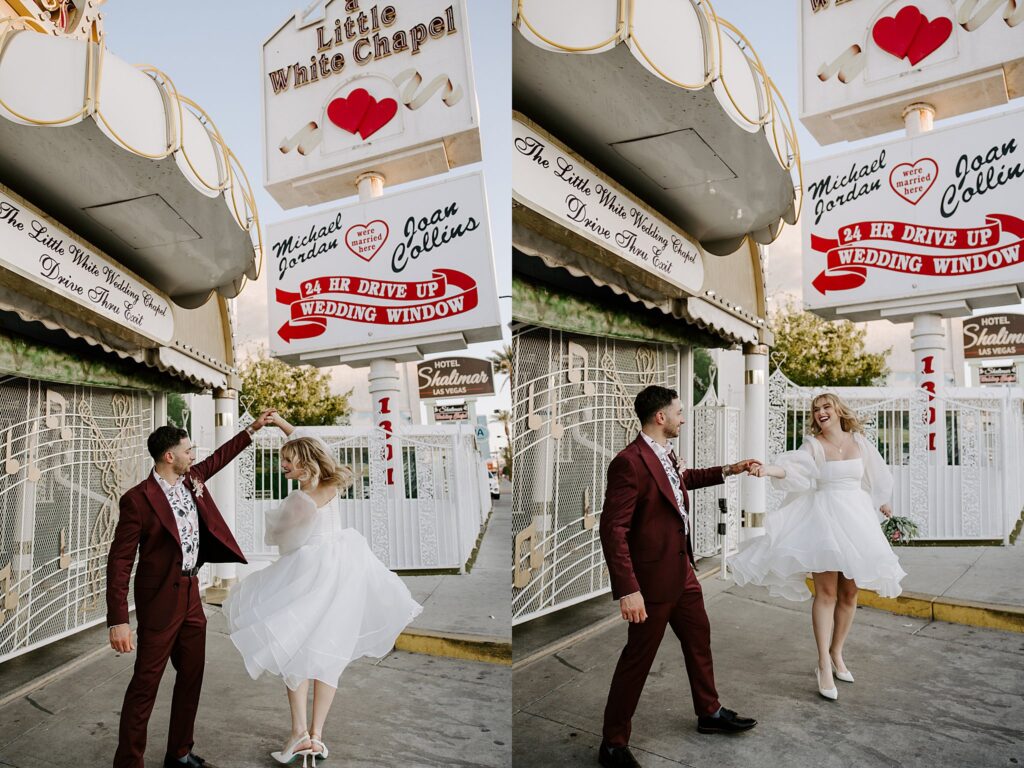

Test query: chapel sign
[266,171,501,366]
[263,0,481,208]
[512,115,705,296]
[0,187,174,345]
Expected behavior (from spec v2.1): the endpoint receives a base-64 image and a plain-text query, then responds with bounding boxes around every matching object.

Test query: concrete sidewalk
[831,543,1024,633]
[0,606,510,768]
[513,575,1024,767]
[398,494,511,663]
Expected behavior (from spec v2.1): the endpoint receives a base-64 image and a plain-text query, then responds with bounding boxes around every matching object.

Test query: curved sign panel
[267,171,501,366]
[802,107,1024,319]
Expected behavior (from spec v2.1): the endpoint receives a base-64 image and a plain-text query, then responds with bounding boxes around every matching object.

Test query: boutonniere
[189,475,205,499]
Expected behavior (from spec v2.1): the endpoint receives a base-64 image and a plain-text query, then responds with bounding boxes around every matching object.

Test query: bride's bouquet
[881,515,919,546]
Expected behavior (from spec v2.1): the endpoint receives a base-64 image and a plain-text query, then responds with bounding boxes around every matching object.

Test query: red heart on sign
[345,220,389,262]
[872,5,924,60]
[889,158,939,205]
[358,98,398,139]
[327,88,372,134]
[906,16,952,66]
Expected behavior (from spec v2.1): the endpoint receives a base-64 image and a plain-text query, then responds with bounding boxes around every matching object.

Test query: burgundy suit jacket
[600,434,724,603]
[106,430,251,630]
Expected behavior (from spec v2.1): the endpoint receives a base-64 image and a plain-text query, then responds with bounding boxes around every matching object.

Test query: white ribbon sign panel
[512,117,705,296]
[263,0,480,207]
[0,188,174,344]
[267,171,501,363]
[802,107,1024,316]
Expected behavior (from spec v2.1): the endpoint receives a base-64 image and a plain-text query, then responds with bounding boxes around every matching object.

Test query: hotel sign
[0,187,174,345]
[512,115,704,296]
[962,314,1024,359]
[417,356,494,399]
[262,0,480,208]
[267,171,500,366]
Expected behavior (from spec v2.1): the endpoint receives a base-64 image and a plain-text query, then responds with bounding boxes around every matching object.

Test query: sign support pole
[359,172,406,492]
[902,104,947,463]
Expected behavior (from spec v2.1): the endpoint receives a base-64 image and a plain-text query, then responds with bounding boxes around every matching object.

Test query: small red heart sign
[345,220,389,262]
[327,88,398,140]
[889,158,938,205]
[872,5,952,67]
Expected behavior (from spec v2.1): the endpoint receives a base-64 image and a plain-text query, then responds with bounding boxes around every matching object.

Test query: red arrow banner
[811,214,1024,295]
[275,269,478,342]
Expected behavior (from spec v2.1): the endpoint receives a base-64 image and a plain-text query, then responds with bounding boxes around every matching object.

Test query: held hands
[750,464,784,479]
[880,504,893,518]
[726,459,762,477]
[109,623,134,653]
[249,409,277,431]
[620,592,647,623]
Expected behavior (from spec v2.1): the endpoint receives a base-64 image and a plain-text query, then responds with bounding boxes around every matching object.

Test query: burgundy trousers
[602,564,721,747]
[113,575,206,768]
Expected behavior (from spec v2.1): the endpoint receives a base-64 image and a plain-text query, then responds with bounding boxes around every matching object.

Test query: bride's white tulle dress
[225,490,422,689]
[731,433,906,602]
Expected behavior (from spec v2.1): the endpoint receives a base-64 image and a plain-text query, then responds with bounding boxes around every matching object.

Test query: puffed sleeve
[857,433,893,511]
[264,491,318,555]
[770,440,820,493]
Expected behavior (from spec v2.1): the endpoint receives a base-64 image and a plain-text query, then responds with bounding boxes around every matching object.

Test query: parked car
[488,471,500,500]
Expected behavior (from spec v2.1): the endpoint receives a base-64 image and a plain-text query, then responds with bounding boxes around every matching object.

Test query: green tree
[770,301,890,387]
[239,353,352,425]
[491,409,511,443]
[693,348,714,404]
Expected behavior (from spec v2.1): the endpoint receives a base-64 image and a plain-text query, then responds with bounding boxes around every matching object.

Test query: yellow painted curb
[805,578,1024,633]
[395,629,512,666]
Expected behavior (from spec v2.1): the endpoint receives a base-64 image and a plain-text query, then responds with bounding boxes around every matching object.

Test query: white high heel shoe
[831,658,854,683]
[310,735,329,765]
[816,666,838,701]
[271,732,314,765]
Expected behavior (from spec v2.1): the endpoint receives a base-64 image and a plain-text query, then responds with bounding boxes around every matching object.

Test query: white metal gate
[691,376,741,558]
[767,365,1024,541]
[234,414,488,571]
[511,327,687,624]
[0,378,155,663]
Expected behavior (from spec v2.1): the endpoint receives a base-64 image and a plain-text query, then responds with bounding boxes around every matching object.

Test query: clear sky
[101,0,512,435]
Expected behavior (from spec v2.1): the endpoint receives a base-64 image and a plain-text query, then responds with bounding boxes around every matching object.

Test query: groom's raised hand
[249,409,277,431]
[620,591,647,623]
[725,459,762,476]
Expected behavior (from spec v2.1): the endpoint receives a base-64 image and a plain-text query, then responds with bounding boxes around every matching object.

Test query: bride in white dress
[731,393,906,700]
[225,414,422,764]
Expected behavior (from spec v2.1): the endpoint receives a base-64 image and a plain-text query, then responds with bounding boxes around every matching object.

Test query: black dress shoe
[696,707,757,734]
[163,753,209,768]
[598,743,642,768]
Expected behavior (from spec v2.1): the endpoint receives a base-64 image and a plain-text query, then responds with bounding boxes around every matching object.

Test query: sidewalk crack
[552,653,585,674]
[25,695,55,715]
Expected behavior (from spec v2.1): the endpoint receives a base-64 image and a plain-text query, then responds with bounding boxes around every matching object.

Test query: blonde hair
[809,392,864,435]
[280,437,354,490]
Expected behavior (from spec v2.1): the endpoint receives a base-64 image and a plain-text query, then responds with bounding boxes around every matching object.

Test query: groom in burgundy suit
[598,386,760,768]
[106,410,274,768]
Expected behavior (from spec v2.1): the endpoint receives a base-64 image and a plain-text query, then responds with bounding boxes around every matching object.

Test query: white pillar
[369,358,405,491]
[742,343,768,542]
[911,313,946,460]
[206,389,238,605]
[903,102,935,136]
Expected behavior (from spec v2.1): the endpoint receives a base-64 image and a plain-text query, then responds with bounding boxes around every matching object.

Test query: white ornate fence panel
[511,327,685,624]
[235,418,487,571]
[767,366,1024,541]
[692,381,741,558]
[0,378,155,663]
